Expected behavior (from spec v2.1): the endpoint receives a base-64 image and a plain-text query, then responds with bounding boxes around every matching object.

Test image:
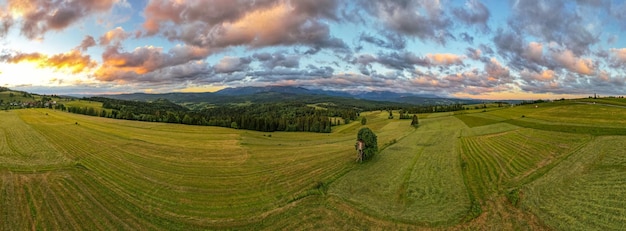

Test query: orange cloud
[551,49,594,75]
[142,0,346,50]
[94,44,212,82]
[3,0,119,39]
[220,3,291,47]
[521,69,557,82]
[425,53,464,65]
[2,50,96,74]
[100,27,129,45]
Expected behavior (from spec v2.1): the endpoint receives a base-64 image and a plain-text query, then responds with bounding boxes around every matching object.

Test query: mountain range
[96,86,489,106]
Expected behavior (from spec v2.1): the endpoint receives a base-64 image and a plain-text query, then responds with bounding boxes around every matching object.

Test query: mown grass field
[2,99,626,230]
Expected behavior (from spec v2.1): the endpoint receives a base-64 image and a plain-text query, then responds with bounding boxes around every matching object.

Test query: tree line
[65,98,358,133]
[59,97,469,133]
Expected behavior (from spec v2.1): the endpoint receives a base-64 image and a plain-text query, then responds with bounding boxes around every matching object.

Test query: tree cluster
[357,127,378,161]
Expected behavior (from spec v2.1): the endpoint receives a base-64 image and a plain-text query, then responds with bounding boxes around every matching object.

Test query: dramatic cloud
[361,0,453,44]
[2,0,626,98]
[0,0,120,39]
[1,50,96,73]
[94,44,212,82]
[551,49,595,76]
[142,0,347,52]
[508,0,600,55]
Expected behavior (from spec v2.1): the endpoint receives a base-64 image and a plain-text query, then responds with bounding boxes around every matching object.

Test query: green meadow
[1,99,626,230]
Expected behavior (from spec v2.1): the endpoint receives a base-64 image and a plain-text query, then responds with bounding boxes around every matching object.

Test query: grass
[460,129,590,199]
[522,136,626,230]
[0,110,71,171]
[62,99,105,111]
[0,109,414,230]
[329,115,471,227]
[2,100,626,230]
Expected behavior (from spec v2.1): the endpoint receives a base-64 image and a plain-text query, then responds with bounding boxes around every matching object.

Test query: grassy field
[522,136,626,230]
[1,100,626,230]
[330,115,470,226]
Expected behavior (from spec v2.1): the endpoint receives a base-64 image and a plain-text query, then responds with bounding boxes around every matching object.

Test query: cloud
[484,58,512,83]
[520,69,557,82]
[99,27,130,46]
[523,42,544,63]
[466,48,482,60]
[551,49,595,75]
[610,48,626,67]
[142,0,348,52]
[77,36,96,51]
[441,58,513,95]
[459,32,474,44]
[353,51,464,74]
[358,32,406,50]
[213,56,252,74]
[1,49,96,74]
[361,0,453,44]
[95,60,213,85]
[425,53,464,66]
[252,52,300,69]
[610,3,626,29]
[94,44,212,81]
[0,0,120,39]
[508,0,600,55]
[453,0,490,32]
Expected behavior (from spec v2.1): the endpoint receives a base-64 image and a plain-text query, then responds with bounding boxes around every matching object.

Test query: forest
[5,90,464,133]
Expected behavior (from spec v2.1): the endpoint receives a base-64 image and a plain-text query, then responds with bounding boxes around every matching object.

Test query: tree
[411,114,419,127]
[357,127,378,161]
[361,117,367,125]
[182,114,193,124]
[231,121,238,129]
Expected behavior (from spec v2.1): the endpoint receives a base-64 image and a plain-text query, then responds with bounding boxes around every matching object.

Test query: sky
[1,0,626,99]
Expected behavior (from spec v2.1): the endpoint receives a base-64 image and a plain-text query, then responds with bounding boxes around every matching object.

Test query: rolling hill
[1,98,626,229]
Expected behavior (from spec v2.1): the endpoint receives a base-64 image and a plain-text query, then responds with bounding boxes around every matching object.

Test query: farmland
[1,99,626,230]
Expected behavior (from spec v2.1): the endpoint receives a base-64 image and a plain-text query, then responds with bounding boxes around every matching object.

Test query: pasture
[1,100,626,230]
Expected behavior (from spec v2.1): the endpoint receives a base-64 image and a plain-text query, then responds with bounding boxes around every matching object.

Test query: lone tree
[411,114,419,127]
[356,127,378,162]
[361,117,367,125]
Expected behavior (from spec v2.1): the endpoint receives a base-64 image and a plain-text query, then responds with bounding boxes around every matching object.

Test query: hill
[97,86,485,106]
[1,99,626,229]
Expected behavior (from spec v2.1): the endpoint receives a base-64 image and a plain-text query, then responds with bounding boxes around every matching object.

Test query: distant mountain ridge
[97,86,486,105]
